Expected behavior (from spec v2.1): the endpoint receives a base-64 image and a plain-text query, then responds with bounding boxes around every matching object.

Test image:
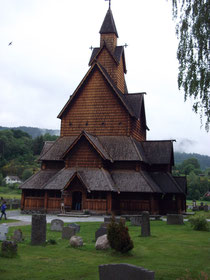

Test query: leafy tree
[22,169,33,181]
[32,135,44,155]
[187,171,201,199]
[171,0,209,131]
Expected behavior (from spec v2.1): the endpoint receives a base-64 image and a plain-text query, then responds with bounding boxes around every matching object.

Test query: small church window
[101,122,105,126]
[69,122,72,126]
[86,121,88,126]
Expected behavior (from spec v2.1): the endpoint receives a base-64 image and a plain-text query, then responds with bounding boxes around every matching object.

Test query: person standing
[0,201,7,220]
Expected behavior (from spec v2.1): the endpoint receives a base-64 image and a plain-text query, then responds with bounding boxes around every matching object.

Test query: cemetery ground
[0,221,209,280]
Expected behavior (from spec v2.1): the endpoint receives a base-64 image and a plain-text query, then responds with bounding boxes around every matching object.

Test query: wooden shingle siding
[116,56,125,93]
[66,137,103,168]
[61,69,130,137]
[131,118,146,141]
[97,48,125,93]
[100,34,117,51]
[42,161,64,170]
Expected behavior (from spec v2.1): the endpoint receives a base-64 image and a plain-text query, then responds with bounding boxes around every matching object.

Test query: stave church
[20,4,187,215]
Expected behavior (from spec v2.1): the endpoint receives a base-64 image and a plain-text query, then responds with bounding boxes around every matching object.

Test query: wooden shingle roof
[39,136,77,161]
[111,170,162,193]
[38,132,174,166]
[19,169,59,190]
[89,46,126,73]
[150,172,185,194]
[99,8,118,37]
[141,140,175,165]
[57,62,143,121]
[21,167,184,194]
[43,168,116,192]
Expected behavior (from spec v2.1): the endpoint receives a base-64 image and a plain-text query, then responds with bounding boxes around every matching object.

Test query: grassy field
[187,199,210,206]
[0,221,209,280]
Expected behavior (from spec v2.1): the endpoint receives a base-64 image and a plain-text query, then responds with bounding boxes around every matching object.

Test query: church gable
[65,135,104,168]
[60,66,130,137]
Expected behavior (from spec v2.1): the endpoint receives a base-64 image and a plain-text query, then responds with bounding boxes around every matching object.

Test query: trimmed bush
[107,216,133,253]
[189,215,209,231]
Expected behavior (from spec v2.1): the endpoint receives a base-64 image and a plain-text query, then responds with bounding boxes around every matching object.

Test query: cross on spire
[105,0,111,9]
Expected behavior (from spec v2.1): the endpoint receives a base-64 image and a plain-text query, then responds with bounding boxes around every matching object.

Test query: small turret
[99,8,118,52]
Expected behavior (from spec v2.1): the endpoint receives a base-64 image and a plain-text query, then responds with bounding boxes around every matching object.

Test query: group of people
[0,201,7,220]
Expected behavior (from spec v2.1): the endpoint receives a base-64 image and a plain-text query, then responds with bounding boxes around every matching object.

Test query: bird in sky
[8,42,12,46]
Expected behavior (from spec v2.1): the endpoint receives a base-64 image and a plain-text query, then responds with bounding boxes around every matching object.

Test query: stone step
[57,212,90,218]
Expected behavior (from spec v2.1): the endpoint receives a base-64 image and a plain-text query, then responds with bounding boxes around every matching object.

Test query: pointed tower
[99,8,118,51]
[89,7,127,93]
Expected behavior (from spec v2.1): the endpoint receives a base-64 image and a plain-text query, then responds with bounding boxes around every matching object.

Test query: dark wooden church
[20,6,187,215]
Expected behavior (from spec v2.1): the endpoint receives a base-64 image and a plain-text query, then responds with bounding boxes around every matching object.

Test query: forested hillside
[0,126,59,138]
[0,129,58,182]
[174,152,210,170]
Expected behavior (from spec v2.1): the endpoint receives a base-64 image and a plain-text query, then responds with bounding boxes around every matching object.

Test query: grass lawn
[187,199,210,206]
[0,221,209,280]
[0,219,20,225]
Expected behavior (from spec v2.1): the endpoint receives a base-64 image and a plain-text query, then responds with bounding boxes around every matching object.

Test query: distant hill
[174,152,210,170]
[1,126,209,170]
[0,126,60,138]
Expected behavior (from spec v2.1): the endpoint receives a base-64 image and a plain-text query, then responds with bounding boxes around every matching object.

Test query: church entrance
[72,191,82,210]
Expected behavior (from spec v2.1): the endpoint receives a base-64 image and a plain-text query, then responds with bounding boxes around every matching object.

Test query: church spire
[99,8,118,38]
[99,8,118,50]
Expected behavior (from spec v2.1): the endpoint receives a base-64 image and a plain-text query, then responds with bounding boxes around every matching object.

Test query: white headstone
[0,224,8,241]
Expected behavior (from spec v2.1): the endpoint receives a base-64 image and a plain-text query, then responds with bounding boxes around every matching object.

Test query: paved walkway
[5,210,104,227]
[4,210,210,227]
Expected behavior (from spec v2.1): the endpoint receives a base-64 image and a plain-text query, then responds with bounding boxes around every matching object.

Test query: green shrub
[189,215,209,231]
[107,216,133,253]
[47,239,57,245]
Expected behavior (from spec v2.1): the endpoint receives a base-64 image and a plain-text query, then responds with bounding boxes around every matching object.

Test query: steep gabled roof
[150,172,185,194]
[89,45,127,73]
[110,170,162,193]
[97,136,144,161]
[39,141,55,158]
[173,176,187,194]
[62,131,113,162]
[99,8,118,37]
[39,136,77,161]
[19,169,59,189]
[57,62,141,120]
[141,140,175,165]
[43,167,116,192]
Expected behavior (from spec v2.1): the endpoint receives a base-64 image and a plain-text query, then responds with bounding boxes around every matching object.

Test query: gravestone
[167,214,184,225]
[0,224,8,241]
[31,214,46,245]
[62,226,76,239]
[204,204,208,212]
[1,241,18,258]
[95,234,110,250]
[199,202,204,211]
[50,219,64,232]
[95,227,107,241]
[130,215,142,226]
[70,236,83,247]
[67,223,80,233]
[99,263,155,280]
[104,217,126,225]
[141,211,150,237]
[12,229,23,242]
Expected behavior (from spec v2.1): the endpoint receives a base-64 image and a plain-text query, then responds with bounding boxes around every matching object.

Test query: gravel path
[6,210,104,227]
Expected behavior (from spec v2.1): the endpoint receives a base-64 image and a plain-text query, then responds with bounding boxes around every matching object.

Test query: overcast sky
[0,0,209,156]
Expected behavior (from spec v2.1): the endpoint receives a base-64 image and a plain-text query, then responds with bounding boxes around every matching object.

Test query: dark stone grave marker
[141,211,150,237]
[99,263,155,280]
[31,214,46,245]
